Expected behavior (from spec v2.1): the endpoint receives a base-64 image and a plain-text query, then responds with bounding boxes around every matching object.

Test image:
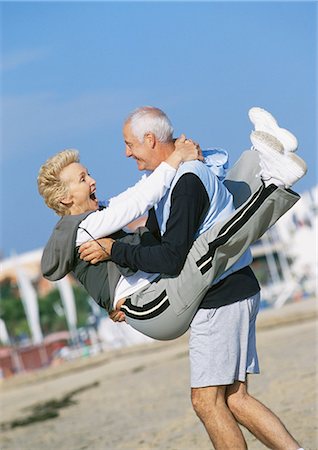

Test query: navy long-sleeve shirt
[111,173,260,309]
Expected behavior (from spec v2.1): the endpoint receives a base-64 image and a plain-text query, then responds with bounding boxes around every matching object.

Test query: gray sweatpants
[121,151,300,340]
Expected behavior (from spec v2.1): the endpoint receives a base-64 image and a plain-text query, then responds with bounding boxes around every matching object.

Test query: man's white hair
[126,106,174,143]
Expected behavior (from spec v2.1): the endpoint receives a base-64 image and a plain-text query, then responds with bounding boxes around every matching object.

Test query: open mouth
[90,192,97,201]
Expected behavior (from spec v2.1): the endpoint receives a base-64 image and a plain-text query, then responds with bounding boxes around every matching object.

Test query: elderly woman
[38,130,303,340]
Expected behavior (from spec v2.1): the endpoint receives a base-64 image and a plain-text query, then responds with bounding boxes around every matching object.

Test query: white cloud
[1,89,144,160]
[1,48,48,72]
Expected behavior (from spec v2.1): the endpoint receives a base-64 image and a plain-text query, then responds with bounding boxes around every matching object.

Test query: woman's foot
[250,130,307,188]
[249,107,298,153]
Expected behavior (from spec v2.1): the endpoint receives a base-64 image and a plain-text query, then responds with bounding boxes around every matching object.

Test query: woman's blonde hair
[37,149,80,216]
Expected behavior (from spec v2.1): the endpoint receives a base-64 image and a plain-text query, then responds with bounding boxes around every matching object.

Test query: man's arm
[110,173,210,275]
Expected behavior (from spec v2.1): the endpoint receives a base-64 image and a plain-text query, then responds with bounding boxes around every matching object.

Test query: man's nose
[125,146,132,158]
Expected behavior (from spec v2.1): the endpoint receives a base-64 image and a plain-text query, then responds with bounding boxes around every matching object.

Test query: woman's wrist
[165,151,183,169]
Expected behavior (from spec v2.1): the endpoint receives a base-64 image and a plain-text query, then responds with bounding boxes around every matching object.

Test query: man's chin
[136,161,146,171]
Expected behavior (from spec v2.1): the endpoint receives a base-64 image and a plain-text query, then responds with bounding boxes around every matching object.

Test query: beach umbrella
[0,318,10,345]
[15,261,43,345]
[55,277,77,341]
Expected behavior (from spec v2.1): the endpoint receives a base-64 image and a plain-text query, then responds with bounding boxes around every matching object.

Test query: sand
[1,298,317,450]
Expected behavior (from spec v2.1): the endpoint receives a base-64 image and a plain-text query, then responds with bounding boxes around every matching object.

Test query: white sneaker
[249,107,298,153]
[250,130,284,158]
[251,131,307,188]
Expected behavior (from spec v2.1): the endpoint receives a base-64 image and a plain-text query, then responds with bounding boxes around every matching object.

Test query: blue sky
[1,1,317,258]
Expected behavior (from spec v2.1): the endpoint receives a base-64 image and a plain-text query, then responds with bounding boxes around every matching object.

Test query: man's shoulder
[171,166,210,200]
[173,160,219,192]
[176,160,207,177]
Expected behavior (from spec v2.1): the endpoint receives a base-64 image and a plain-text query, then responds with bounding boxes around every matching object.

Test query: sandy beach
[1,298,317,450]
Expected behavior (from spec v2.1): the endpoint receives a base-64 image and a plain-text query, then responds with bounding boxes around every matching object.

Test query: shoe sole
[250,130,284,158]
[249,107,298,153]
[251,131,307,181]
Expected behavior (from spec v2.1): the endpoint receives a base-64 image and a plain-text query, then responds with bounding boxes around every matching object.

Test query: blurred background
[0,1,316,377]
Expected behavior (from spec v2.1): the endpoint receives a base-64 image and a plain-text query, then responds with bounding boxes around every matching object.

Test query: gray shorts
[189,292,260,387]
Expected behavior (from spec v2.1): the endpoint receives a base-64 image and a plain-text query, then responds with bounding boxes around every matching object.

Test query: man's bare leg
[225,380,301,450]
[191,386,247,450]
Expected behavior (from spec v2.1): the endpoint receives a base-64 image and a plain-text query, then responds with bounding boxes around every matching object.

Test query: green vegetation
[0,278,92,342]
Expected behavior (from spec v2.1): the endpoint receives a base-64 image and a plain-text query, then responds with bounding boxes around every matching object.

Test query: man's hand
[109,309,126,322]
[109,298,127,322]
[79,238,115,264]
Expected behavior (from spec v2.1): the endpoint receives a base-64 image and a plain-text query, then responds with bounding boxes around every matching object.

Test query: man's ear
[144,132,156,149]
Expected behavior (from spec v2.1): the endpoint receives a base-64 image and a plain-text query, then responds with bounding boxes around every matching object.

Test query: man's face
[123,122,162,171]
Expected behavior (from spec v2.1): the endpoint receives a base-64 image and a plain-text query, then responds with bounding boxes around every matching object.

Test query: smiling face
[123,122,163,171]
[59,162,99,215]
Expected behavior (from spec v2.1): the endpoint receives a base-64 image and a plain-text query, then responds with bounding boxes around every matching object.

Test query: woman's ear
[60,194,72,207]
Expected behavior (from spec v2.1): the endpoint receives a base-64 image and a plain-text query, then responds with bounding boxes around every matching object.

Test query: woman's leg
[122,178,299,340]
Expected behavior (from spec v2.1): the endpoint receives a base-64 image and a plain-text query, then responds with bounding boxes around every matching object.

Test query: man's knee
[191,386,226,421]
[226,381,250,416]
[191,388,207,419]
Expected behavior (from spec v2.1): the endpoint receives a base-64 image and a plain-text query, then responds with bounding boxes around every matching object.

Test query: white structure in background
[254,184,318,308]
[86,296,153,349]
[97,317,153,349]
[1,186,316,349]
[55,277,78,341]
[0,318,10,345]
[15,262,43,345]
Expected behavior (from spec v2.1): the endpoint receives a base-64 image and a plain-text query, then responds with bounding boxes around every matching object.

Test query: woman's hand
[166,134,203,169]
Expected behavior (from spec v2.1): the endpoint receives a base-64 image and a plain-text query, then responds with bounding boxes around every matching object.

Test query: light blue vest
[154,149,253,284]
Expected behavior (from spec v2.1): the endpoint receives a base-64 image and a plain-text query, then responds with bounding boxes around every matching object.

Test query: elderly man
[80,106,304,450]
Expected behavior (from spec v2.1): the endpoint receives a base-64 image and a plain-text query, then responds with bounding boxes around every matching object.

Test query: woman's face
[60,162,99,214]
